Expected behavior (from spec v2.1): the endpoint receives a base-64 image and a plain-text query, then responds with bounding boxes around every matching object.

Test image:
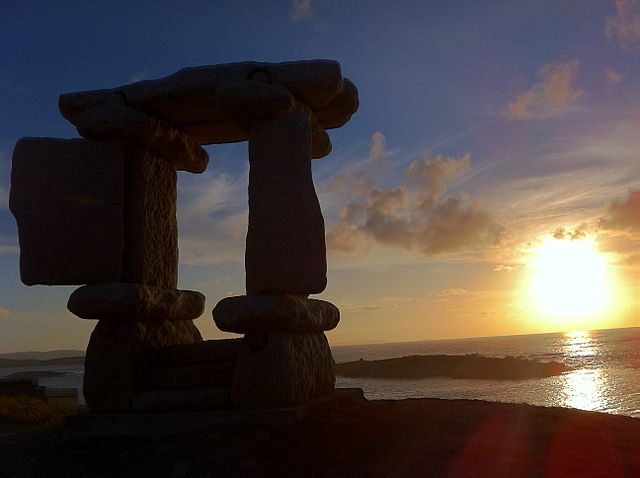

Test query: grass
[0,395,66,426]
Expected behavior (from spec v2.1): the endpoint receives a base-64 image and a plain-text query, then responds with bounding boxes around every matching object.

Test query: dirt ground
[1,396,639,477]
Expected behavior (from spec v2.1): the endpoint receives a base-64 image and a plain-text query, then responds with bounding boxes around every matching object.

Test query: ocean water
[334,327,640,418]
[2,327,640,416]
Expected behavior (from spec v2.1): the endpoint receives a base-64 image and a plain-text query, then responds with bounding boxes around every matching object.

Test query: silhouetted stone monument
[10,60,358,412]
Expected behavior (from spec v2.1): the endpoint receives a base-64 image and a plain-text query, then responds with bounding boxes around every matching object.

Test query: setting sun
[527,237,616,329]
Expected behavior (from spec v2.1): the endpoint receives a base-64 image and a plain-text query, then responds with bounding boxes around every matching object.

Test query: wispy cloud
[605,0,640,51]
[507,60,584,119]
[290,0,312,22]
[0,70,28,92]
[0,185,8,210]
[177,169,248,266]
[325,135,501,257]
[129,67,149,83]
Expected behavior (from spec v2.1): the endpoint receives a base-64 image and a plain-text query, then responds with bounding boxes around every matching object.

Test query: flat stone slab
[75,98,209,173]
[63,388,364,438]
[155,339,244,366]
[68,283,205,321]
[59,60,358,157]
[10,137,125,285]
[213,295,339,333]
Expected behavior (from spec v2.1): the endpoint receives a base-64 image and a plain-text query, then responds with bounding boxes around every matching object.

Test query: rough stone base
[64,388,364,439]
[231,332,335,408]
[84,319,202,412]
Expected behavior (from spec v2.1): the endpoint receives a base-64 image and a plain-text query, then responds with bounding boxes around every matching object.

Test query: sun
[526,237,615,329]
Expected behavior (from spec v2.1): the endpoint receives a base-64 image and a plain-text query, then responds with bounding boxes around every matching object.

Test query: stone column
[246,104,327,295]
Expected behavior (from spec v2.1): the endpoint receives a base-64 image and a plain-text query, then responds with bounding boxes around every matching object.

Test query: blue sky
[2,0,640,352]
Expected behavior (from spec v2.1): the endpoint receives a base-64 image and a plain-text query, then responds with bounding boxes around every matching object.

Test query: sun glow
[526,237,618,330]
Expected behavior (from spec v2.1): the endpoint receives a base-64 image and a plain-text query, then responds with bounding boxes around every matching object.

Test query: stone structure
[10,60,358,411]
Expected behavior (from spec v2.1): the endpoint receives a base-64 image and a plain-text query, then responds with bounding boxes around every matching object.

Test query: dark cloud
[327,150,502,256]
[551,224,588,240]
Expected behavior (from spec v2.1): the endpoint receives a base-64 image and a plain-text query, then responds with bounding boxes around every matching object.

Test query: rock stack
[10,60,358,411]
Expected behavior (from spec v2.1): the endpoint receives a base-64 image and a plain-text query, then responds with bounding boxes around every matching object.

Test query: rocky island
[336,354,570,380]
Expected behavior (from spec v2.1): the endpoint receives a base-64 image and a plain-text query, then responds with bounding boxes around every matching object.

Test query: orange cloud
[327,150,501,256]
[600,190,640,232]
[605,0,640,51]
[507,60,584,119]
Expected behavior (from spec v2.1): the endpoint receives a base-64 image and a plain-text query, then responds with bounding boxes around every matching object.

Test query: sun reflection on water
[559,331,608,412]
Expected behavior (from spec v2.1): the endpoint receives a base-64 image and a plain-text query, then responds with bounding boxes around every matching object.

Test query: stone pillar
[246,105,327,295]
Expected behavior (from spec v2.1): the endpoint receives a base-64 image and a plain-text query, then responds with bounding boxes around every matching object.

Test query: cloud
[605,67,624,88]
[0,308,11,319]
[600,189,640,232]
[129,68,149,83]
[493,264,518,272]
[326,146,501,257]
[290,0,312,22]
[507,60,584,119]
[551,224,589,240]
[177,170,248,265]
[605,0,640,51]
[369,132,386,160]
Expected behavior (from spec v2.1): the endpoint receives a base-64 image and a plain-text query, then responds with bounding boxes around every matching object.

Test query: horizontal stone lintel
[213,295,339,334]
[75,100,209,173]
[68,283,205,321]
[59,60,358,158]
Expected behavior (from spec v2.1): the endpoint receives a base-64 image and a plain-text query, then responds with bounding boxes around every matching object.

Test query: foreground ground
[1,393,639,477]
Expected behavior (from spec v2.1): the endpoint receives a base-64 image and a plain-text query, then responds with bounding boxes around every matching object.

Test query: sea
[2,327,640,417]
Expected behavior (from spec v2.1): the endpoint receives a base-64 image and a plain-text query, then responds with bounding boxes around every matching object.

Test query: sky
[1,0,640,352]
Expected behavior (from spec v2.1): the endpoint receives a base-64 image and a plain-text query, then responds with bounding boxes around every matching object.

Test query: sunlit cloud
[290,0,312,22]
[605,0,640,51]
[507,60,584,119]
[600,189,640,232]
[604,67,624,89]
[369,131,386,160]
[326,142,501,257]
[0,308,11,319]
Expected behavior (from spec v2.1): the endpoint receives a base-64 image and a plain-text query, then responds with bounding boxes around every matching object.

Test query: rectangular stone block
[10,137,125,285]
[144,362,236,389]
[121,145,178,289]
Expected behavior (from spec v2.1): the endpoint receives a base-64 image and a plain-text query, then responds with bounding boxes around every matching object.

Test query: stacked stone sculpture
[10,60,358,411]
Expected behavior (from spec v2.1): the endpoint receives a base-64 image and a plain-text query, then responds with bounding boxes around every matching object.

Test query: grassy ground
[0,396,66,426]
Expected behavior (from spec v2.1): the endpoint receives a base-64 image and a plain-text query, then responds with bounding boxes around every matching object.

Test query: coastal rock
[121,145,178,289]
[132,386,230,412]
[213,295,339,333]
[245,108,327,295]
[75,100,209,173]
[10,137,125,285]
[231,332,335,408]
[83,319,202,411]
[155,338,244,366]
[144,362,236,389]
[67,283,205,321]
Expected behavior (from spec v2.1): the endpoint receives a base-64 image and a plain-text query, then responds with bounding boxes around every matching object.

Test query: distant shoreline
[0,356,85,368]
